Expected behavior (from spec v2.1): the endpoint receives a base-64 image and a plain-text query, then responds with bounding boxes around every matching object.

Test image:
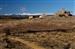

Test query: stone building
[55,8,72,17]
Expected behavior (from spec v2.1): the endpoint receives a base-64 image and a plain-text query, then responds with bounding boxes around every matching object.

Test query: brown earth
[0,16,75,49]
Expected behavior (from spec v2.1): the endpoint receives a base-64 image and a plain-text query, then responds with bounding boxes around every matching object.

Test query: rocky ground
[0,16,75,49]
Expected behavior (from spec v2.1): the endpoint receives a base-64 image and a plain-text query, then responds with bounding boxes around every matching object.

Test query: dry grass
[0,16,75,49]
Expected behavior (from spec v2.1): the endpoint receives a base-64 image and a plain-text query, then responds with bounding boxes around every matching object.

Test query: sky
[0,0,75,15]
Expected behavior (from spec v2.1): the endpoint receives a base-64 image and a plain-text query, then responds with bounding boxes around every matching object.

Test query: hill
[0,16,75,49]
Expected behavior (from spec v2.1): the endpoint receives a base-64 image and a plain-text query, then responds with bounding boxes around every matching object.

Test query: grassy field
[0,16,75,49]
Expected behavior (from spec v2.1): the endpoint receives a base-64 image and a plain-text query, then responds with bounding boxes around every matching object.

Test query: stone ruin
[28,14,46,19]
[55,8,72,17]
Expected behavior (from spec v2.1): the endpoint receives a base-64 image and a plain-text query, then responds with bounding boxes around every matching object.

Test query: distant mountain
[2,13,54,16]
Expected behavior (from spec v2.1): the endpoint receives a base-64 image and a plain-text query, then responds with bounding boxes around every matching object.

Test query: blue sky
[0,0,74,14]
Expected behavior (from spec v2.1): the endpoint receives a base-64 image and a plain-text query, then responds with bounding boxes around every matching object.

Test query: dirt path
[8,36,46,49]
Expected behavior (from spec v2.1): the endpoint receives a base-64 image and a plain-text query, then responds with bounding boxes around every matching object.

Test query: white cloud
[18,13,43,15]
[18,12,53,15]
[4,13,13,15]
[20,7,28,13]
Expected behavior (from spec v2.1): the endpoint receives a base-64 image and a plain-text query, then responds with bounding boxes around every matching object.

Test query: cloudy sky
[0,0,74,15]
